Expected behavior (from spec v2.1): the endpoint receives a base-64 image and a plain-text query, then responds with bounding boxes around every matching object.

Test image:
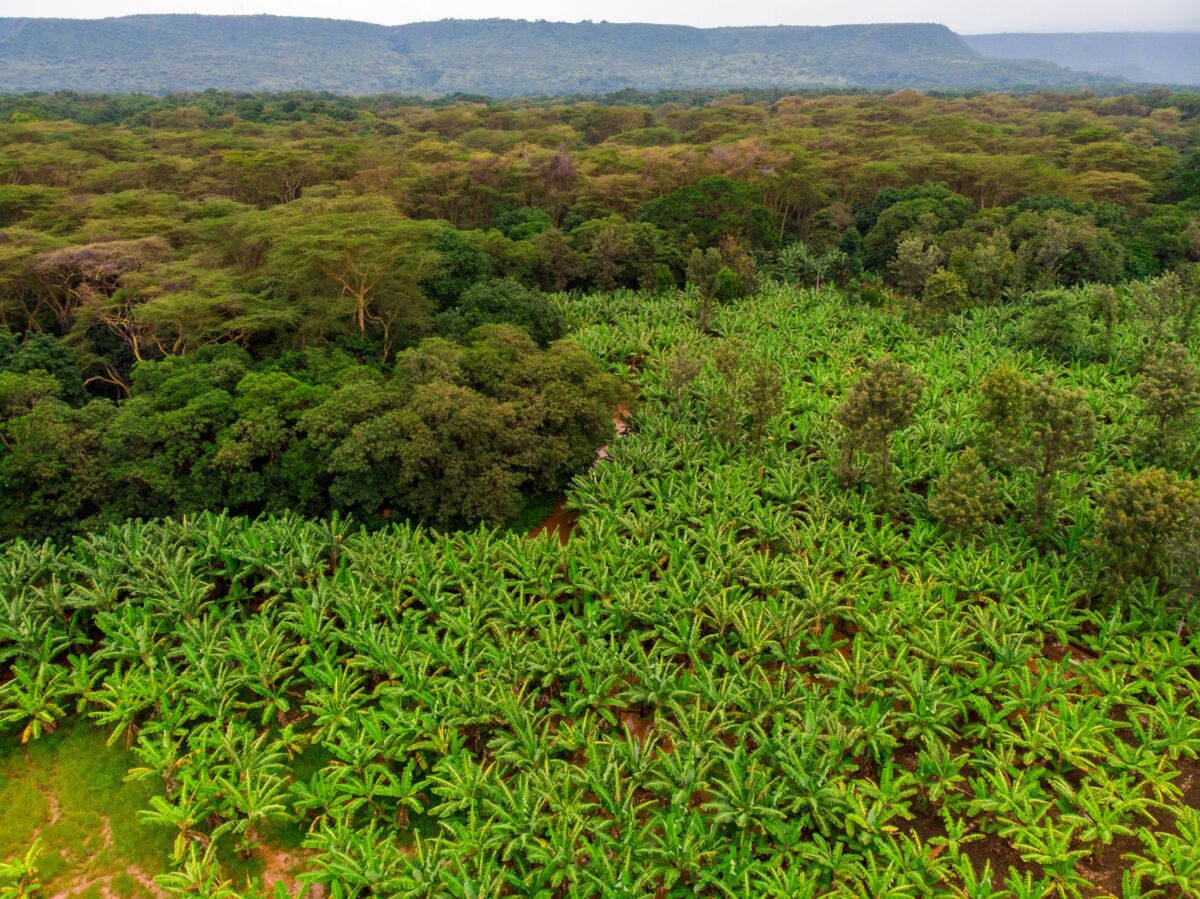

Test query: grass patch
[0,721,174,895]
[0,723,323,896]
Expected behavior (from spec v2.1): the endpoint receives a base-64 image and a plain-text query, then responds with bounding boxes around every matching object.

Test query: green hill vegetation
[1,88,1199,895]
[0,15,1117,95]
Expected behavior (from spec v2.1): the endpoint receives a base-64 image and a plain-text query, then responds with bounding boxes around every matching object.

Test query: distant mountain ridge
[963,33,1200,87]
[0,15,1120,95]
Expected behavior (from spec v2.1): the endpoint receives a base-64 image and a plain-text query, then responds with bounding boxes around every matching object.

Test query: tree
[0,391,108,541]
[836,357,925,501]
[420,227,491,309]
[863,188,972,272]
[246,198,440,358]
[1019,289,1088,359]
[687,248,723,335]
[1135,343,1200,463]
[0,332,85,405]
[32,237,171,332]
[745,357,784,446]
[637,176,778,250]
[223,148,317,206]
[436,278,566,347]
[1165,150,1200,203]
[980,370,1096,532]
[662,342,703,415]
[1009,210,1125,289]
[530,228,581,292]
[978,364,1028,467]
[571,216,666,292]
[947,230,1016,302]
[921,268,970,322]
[1025,375,1096,530]
[1093,468,1199,598]
[929,448,1002,534]
[889,236,944,294]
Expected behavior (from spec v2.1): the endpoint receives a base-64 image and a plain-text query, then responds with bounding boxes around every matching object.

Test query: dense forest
[0,16,1117,95]
[1,87,1200,896]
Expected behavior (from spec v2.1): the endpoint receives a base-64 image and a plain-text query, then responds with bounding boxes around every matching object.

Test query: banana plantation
[2,285,1200,897]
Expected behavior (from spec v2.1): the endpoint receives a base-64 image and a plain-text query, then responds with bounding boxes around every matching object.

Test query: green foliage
[241,197,440,357]
[662,341,704,414]
[687,247,724,334]
[421,227,491,310]
[947,229,1016,302]
[638,176,778,250]
[436,278,566,347]
[1019,289,1088,358]
[1135,343,1200,463]
[1010,210,1126,288]
[1166,149,1200,202]
[1093,468,1200,598]
[0,841,41,899]
[921,267,970,322]
[929,447,1002,534]
[775,241,849,290]
[835,356,924,499]
[980,370,1097,532]
[0,329,623,538]
[1,287,1199,897]
[708,340,784,446]
[570,216,666,292]
[1,92,1200,898]
[888,234,945,292]
[865,186,973,272]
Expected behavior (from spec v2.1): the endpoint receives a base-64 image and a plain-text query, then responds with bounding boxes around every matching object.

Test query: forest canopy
[1,88,1198,539]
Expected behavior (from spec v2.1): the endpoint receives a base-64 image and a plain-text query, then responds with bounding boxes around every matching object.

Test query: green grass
[0,723,317,896]
[0,722,173,895]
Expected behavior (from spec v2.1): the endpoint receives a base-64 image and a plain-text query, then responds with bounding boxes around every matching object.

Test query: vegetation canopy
[0,87,1199,897]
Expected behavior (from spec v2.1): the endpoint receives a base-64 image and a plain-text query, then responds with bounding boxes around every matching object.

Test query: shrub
[1094,468,1200,597]
[921,267,970,322]
[1135,343,1200,462]
[930,448,1002,534]
[836,356,924,500]
[978,369,1096,532]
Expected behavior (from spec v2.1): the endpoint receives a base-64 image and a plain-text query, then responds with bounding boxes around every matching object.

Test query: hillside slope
[0,15,1114,95]
[964,32,1200,86]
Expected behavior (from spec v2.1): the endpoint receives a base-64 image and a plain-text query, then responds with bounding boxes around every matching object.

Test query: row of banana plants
[2,287,1199,897]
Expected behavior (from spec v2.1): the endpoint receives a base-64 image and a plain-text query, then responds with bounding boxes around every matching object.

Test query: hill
[0,15,1116,95]
[964,32,1200,86]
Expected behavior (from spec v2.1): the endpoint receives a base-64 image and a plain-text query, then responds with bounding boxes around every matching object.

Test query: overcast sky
[8,0,1199,33]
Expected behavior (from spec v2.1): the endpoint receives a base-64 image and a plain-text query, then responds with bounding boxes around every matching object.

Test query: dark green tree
[637,176,778,250]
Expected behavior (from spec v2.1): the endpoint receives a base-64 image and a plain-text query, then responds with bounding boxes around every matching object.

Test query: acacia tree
[32,237,171,333]
[248,199,440,358]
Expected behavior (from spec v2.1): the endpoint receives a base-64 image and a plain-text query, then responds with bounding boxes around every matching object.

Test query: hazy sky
[8,0,1199,33]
